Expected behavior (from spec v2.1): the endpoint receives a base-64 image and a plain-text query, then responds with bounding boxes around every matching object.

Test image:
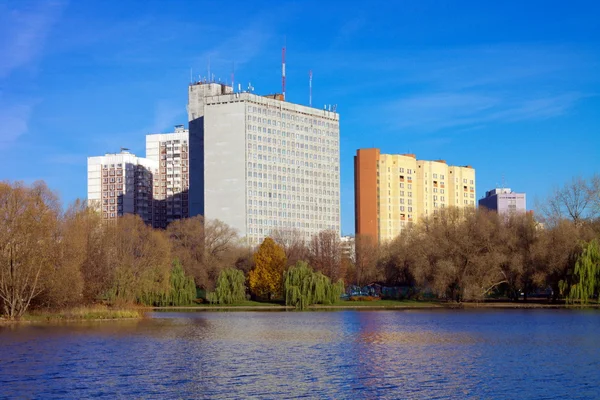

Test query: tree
[104,215,172,305]
[168,217,241,290]
[248,237,287,300]
[0,181,60,319]
[270,228,309,266]
[167,216,206,287]
[411,208,505,302]
[309,230,345,282]
[379,230,416,287]
[354,234,381,286]
[540,175,600,226]
[139,259,196,306]
[37,200,88,309]
[564,239,600,304]
[535,220,591,302]
[284,261,344,310]
[208,268,246,304]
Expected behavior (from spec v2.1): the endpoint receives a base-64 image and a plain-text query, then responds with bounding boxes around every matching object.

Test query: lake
[1,310,599,399]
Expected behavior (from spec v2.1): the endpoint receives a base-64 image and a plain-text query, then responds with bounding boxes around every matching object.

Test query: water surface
[1,310,599,399]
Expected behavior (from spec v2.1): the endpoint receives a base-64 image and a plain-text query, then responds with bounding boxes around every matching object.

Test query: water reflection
[1,310,600,399]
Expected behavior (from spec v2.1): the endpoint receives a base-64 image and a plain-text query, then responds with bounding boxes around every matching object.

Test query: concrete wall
[189,117,204,217]
[203,101,247,236]
[354,149,379,242]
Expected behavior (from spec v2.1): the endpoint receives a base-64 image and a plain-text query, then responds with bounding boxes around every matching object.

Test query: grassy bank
[13,306,145,323]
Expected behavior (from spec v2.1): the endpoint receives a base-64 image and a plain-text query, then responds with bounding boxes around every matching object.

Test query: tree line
[1,175,599,319]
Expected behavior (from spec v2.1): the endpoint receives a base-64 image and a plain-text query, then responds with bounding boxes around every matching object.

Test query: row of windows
[247,198,339,207]
[248,213,339,225]
[246,223,339,236]
[248,204,338,214]
[247,173,338,185]
[247,105,338,128]
[246,119,338,138]
[247,133,337,152]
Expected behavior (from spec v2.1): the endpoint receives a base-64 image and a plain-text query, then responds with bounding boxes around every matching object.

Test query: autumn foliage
[248,238,287,300]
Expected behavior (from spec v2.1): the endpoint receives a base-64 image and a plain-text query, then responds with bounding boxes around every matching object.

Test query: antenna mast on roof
[231,62,235,92]
[309,70,312,107]
[207,56,211,83]
[282,38,286,101]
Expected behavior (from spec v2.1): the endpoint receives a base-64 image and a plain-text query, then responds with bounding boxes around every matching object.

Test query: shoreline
[150,301,600,311]
[2,302,599,324]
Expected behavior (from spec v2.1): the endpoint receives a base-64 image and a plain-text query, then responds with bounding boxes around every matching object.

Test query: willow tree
[207,268,246,304]
[284,261,345,310]
[565,239,600,304]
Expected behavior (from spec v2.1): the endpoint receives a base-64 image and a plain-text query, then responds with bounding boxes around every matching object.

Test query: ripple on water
[1,310,600,399]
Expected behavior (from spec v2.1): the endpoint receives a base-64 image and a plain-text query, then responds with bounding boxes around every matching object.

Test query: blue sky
[2,0,599,235]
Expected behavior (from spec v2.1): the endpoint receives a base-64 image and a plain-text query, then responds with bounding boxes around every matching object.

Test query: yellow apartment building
[355,149,476,244]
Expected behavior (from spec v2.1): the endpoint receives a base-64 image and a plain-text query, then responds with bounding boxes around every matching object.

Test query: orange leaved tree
[248,237,287,300]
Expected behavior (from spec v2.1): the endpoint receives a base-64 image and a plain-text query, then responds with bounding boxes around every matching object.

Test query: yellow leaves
[248,237,287,299]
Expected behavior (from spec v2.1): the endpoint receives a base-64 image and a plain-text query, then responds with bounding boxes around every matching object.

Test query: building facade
[188,82,341,246]
[87,150,157,224]
[479,188,526,215]
[354,149,476,244]
[146,125,190,228]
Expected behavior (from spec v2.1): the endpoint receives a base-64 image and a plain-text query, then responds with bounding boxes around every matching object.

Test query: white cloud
[383,91,587,131]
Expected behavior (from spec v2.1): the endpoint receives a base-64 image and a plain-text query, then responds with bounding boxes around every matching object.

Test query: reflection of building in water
[146,125,190,228]
[87,150,157,224]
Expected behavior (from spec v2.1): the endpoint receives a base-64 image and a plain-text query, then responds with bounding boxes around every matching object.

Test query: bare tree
[0,181,60,319]
[540,175,600,226]
[168,216,241,290]
[308,230,345,282]
[411,208,506,302]
[270,228,309,266]
[354,234,380,287]
[36,200,88,309]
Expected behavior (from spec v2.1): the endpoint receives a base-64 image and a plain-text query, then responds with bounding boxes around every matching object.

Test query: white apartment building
[87,150,157,224]
[188,82,341,246]
[146,125,190,228]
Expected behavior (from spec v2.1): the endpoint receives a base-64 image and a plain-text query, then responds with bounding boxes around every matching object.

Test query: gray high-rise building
[187,82,341,246]
[478,188,526,215]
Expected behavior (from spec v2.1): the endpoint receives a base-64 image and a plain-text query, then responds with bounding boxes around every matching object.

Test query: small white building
[87,150,157,223]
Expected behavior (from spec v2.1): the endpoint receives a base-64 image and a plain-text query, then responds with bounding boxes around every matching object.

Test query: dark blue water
[1,310,599,399]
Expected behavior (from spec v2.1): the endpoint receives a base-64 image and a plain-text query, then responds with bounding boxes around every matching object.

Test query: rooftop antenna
[309,70,312,107]
[282,38,286,101]
[207,56,211,83]
[231,62,235,92]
